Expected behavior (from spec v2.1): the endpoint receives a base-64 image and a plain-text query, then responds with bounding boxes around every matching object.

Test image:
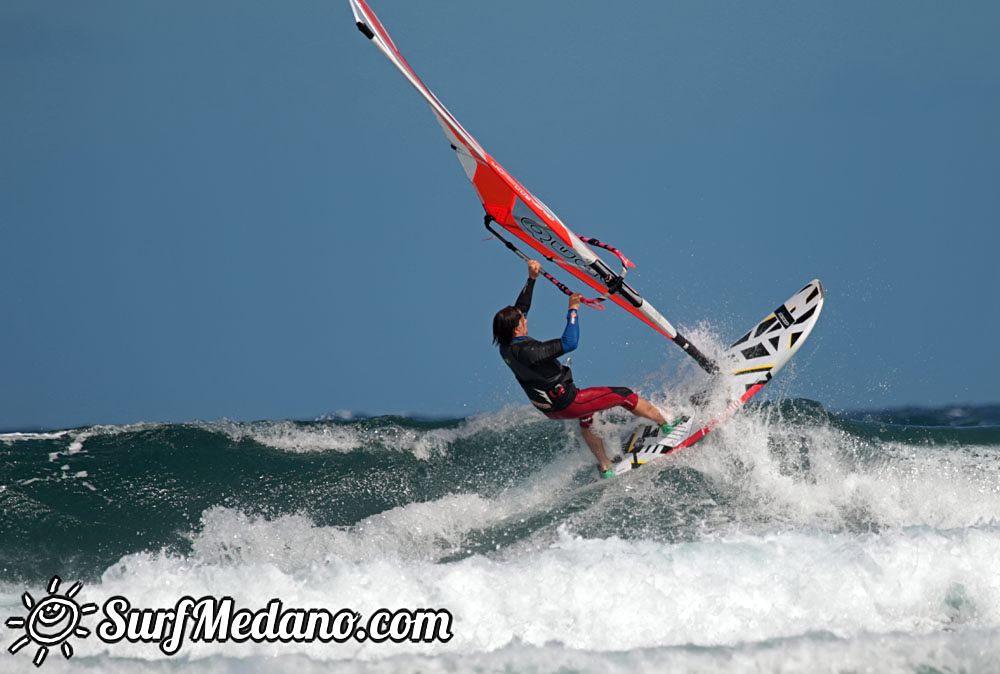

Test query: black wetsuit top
[498,278,579,412]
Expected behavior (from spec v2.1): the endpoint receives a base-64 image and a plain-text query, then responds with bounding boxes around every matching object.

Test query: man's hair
[492,306,522,347]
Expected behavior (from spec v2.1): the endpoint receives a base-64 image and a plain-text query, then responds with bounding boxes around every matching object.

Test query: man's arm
[521,294,582,363]
[560,309,579,353]
[514,260,542,315]
[560,293,581,353]
[514,278,535,315]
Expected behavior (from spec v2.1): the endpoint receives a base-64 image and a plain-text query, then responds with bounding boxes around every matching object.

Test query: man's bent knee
[612,387,639,411]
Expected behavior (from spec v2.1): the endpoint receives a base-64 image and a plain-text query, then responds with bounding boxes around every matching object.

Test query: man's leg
[631,397,668,425]
[579,422,612,472]
[552,388,673,472]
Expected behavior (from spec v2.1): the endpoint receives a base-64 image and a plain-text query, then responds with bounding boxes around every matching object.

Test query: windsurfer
[493,260,680,478]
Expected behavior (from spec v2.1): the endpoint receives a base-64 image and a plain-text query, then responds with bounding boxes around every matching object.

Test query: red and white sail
[348,0,691,347]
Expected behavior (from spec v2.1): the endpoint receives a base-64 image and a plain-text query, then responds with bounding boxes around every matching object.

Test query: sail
[348,0,716,371]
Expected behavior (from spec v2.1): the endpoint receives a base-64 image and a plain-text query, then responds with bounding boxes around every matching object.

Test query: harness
[500,339,577,412]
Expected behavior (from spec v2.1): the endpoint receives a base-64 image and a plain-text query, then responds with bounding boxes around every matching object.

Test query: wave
[2,403,1000,583]
[11,630,1000,674]
[2,402,999,671]
[2,524,999,667]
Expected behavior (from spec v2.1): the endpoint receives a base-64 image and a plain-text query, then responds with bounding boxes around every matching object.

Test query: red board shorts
[543,386,639,428]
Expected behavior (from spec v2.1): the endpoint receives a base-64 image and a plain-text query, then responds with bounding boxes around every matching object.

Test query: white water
[209,405,545,459]
[3,398,1000,672]
[16,633,1000,674]
[3,518,999,671]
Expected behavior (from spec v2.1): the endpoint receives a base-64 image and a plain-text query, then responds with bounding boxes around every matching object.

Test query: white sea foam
[189,453,585,567]
[20,422,163,463]
[9,630,1000,674]
[210,406,548,459]
[674,410,1000,531]
[0,430,71,443]
[2,523,998,666]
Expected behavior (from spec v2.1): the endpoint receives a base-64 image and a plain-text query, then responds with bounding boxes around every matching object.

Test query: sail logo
[518,216,594,273]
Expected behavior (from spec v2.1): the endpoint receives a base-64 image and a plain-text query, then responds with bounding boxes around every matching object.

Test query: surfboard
[609,279,825,477]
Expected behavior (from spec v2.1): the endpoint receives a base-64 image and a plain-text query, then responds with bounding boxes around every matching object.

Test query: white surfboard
[610,279,825,476]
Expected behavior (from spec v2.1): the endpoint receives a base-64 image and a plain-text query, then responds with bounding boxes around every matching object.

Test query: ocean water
[2,401,999,673]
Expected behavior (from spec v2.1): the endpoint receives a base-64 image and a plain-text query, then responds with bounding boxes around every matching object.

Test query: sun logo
[5,576,98,667]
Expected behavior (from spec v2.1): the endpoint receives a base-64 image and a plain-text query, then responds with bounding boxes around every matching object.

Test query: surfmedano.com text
[98,596,454,655]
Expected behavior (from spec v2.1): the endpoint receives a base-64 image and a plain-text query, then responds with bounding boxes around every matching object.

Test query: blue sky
[2,0,998,430]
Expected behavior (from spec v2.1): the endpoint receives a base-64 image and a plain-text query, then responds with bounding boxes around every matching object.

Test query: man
[493,259,680,479]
